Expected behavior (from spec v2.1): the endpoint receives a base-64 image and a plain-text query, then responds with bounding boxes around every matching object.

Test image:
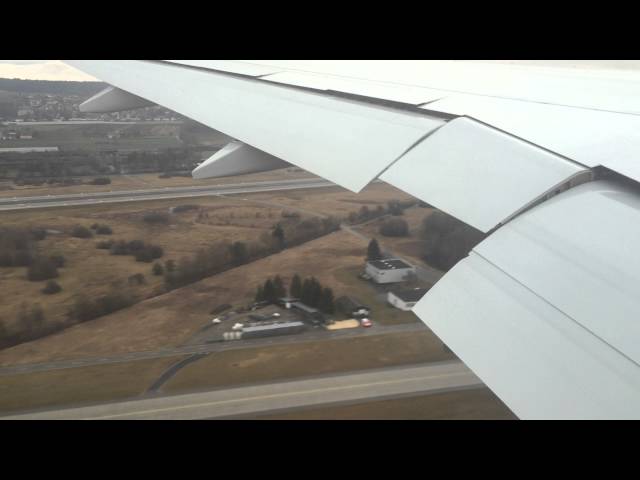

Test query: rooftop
[243,321,305,333]
[389,287,430,303]
[367,258,414,270]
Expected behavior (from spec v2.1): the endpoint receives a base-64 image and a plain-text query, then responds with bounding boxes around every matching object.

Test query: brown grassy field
[248,181,415,218]
[0,195,297,336]
[162,331,454,395]
[0,355,184,415]
[0,182,421,366]
[252,388,517,420]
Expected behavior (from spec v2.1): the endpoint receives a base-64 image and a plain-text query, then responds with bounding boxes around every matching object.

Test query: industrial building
[387,287,430,311]
[365,258,416,284]
[241,321,307,339]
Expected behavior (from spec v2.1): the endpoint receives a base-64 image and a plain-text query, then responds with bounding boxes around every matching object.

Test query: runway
[0,178,336,211]
[1,361,481,420]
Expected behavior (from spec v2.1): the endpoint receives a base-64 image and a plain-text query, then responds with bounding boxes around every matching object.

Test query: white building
[365,258,415,284]
[387,287,430,311]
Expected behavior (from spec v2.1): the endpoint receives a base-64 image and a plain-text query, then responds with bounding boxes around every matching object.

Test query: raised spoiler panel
[66,60,444,192]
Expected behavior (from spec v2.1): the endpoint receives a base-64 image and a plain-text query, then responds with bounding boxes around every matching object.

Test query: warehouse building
[241,321,307,339]
[365,258,416,284]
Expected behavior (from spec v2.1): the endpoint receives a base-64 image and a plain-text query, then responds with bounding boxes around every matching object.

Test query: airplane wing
[64,60,640,419]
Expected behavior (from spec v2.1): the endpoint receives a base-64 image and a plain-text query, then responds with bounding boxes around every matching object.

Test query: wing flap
[79,86,154,113]
[193,141,290,179]
[414,251,640,419]
[474,180,640,366]
[380,117,588,232]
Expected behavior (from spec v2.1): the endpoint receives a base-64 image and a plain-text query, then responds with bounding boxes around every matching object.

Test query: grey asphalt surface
[0,178,337,211]
[0,322,428,377]
[1,361,481,420]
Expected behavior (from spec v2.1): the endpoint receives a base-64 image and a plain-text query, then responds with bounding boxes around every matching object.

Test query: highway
[1,361,482,420]
[0,178,337,211]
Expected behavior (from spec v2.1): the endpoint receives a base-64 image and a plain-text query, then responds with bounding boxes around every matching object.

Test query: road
[0,322,428,377]
[1,361,481,420]
[0,178,337,211]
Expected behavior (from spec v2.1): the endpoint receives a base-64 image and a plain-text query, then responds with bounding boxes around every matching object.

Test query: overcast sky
[0,61,97,81]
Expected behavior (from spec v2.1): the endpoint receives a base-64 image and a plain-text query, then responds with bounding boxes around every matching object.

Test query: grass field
[0,355,184,415]
[0,194,295,337]
[252,388,517,420]
[162,331,455,395]
[0,183,420,366]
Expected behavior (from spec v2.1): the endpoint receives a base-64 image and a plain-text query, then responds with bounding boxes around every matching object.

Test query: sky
[3,60,640,82]
[0,61,97,81]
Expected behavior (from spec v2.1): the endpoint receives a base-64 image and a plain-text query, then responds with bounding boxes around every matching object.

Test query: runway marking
[85,371,476,420]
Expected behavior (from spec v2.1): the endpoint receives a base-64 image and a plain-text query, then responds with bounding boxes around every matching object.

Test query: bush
[70,290,134,322]
[30,228,47,241]
[128,273,146,285]
[96,239,115,250]
[152,262,164,276]
[127,239,145,252]
[49,254,65,268]
[109,240,130,255]
[422,211,486,270]
[172,204,199,213]
[379,217,409,237]
[95,224,113,235]
[27,257,59,281]
[135,249,153,263]
[42,280,62,295]
[143,212,169,224]
[71,225,93,239]
[90,177,111,185]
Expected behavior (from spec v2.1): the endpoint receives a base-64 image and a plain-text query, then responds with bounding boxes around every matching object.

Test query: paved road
[1,361,481,420]
[0,178,337,211]
[0,322,428,376]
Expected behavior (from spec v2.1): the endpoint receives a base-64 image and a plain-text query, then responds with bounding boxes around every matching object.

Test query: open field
[0,229,397,365]
[253,388,517,420]
[0,183,420,366]
[0,194,300,337]
[248,181,415,218]
[162,331,454,395]
[0,355,184,415]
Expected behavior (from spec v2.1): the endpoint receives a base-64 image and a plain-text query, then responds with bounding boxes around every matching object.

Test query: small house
[365,258,416,284]
[387,287,430,311]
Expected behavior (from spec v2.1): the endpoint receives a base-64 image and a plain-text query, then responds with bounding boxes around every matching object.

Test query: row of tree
[164,217,340,292]
[254,274,335,314]
[347,199,417,224]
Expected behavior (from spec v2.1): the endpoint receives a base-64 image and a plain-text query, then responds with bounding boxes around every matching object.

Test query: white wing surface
[64,60,640,419]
